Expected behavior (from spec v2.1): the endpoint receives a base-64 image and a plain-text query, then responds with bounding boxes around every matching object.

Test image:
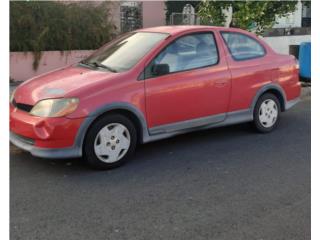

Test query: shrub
[10,1,116,69]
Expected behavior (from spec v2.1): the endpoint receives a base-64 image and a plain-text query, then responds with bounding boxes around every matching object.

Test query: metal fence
[169,13,200,25]
[262,27,311,37]
[120,2,142,33]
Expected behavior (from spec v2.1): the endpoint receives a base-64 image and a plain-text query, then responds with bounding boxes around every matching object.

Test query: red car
[10,26,301,169]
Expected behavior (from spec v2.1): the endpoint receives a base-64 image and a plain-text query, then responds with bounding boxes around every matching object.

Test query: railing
[262,27,311,37]
[169,13,200,25]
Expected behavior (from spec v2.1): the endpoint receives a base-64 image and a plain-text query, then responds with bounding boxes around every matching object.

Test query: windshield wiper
[79,60,90,66]
[83,61,117,73]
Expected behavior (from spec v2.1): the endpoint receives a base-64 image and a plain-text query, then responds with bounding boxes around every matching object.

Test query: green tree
[197,0,298,34]
[197,1,230,26]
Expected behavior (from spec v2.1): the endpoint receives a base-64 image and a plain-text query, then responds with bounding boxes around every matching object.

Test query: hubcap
[258,99,278,128]
[94,123,131,163]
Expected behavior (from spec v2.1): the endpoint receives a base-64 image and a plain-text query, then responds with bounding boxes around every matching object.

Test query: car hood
[14,65,116,105]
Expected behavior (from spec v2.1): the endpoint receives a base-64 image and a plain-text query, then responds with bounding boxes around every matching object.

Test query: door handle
[214,80,227,87]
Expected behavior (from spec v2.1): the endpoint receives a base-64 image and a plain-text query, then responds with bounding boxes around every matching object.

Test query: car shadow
[10,122,254,175]
[11,103,306,182]
[11,96,308,178]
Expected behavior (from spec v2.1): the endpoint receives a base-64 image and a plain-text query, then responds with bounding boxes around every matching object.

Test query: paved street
[10,97,310,240]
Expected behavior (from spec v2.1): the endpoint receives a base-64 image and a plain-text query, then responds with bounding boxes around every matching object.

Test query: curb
[301,86,311,98]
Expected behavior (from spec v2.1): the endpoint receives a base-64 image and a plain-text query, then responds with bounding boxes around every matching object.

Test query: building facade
[109,0,310,54]
[109,1,166,33]
[10,0,311,82]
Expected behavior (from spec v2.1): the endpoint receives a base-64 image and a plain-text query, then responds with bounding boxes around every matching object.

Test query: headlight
[30,98,79,117]
[10,89,16,103]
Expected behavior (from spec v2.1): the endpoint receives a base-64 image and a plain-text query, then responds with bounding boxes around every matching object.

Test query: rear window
[221,32,266,61]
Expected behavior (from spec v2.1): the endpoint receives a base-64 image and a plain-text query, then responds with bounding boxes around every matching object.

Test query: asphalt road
[10,97,310,240]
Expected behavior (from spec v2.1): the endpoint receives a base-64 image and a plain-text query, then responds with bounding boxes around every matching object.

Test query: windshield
[82,32,169,72]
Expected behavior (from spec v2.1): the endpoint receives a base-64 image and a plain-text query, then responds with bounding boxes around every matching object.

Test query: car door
[143,31,232,133]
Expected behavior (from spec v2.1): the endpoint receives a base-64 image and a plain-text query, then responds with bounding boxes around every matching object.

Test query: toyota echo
[10,26,301,169]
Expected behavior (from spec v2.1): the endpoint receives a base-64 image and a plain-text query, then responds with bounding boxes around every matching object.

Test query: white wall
[263,35,311,54]
[10,50,94,82]
[273,1,302,28]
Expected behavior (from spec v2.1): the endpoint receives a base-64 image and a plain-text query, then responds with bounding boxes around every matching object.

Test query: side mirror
[152,64,169,76]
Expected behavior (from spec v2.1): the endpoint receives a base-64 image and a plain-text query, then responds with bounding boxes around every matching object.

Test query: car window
[83,32,169,72]
[221,32,265,61]
[145,33,218,78]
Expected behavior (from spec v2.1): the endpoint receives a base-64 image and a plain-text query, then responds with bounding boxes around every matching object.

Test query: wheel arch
[73,103,149,155]
[94,108,145,143]
[251,84,287,112]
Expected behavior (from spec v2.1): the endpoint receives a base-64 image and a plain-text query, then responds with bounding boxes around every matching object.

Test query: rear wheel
[84,114,137,170]
[253,93,280,133]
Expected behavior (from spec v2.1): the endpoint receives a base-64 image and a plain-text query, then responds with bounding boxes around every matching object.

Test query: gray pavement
[10,97,310,240]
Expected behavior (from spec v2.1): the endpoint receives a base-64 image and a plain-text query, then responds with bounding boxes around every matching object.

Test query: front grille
[12,99,33,112]
[11,132,35,145]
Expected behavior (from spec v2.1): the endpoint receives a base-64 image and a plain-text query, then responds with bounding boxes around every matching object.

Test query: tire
[83,114,137,170]
[253,93,281,133]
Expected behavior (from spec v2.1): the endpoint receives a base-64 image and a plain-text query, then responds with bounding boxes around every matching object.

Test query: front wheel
[84,114,137,170]
[253,93,280,133]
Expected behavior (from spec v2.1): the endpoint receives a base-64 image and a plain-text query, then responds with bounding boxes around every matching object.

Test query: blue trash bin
[299,42,311,80]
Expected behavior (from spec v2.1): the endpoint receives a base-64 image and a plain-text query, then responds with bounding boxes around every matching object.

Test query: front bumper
[10,131,82,158]
[10,104,85,158]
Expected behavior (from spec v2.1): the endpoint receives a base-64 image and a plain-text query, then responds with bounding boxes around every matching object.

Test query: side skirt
[143,109,253,143]
[285,97,300,111]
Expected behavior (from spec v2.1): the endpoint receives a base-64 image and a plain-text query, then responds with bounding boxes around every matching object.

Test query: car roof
[137,25,241,35]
